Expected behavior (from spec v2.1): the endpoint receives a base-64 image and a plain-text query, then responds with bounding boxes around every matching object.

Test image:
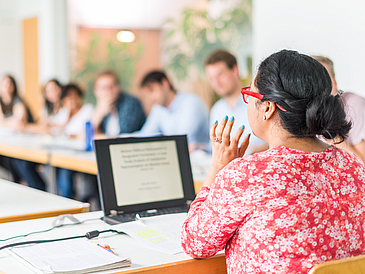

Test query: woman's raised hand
[203,115,250,187]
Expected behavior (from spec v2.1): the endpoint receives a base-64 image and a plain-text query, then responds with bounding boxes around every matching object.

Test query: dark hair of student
[1,75,34,123]
[204,49,237,70]
[140,70,175,92]
[61,83,84,99]
[1,75,19,114]
[44,79,62,115]
[254,49,351,143]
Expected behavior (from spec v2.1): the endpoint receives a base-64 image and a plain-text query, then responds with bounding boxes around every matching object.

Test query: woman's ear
[264,101,277,120]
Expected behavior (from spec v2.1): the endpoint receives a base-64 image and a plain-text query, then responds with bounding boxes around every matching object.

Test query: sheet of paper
[10,238,130,273]
[114,213,187,255]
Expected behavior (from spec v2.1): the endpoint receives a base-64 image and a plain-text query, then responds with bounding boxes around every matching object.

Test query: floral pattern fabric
[181,146,365,274]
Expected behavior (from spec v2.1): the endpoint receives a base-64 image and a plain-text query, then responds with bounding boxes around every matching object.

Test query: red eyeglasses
[241,86,287,112]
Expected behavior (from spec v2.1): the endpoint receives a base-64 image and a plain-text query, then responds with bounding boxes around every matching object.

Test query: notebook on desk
[94,135,196,225]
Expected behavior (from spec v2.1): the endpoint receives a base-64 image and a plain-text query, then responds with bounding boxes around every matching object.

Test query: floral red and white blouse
[181,146,365,274]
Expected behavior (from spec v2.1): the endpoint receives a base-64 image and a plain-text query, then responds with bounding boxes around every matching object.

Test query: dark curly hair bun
[255,49,351,142]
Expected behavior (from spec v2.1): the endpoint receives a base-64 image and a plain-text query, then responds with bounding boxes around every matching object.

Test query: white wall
[67,0,206,29]
[38,0,69,84]
[0,1,20,81]
[0,0,69,91]
[253,0,365,97]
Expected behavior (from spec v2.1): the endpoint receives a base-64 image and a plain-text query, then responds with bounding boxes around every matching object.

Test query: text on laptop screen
[109,140,184,206]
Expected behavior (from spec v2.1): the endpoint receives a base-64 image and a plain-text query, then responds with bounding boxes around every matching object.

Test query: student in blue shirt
[138,70,209,152]
[205,49,268,155]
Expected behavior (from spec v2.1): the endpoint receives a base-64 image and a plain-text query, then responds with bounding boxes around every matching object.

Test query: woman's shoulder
[232,145,364,170]
[221,147,284,173]
[223,145,335,172]
[332,146,365,166]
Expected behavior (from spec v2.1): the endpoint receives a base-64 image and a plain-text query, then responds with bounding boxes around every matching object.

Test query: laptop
[94,135,196,224]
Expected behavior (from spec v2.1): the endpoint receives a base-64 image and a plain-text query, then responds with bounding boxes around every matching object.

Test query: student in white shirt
[23,79,63,134]
[53,83,95,200]
[52,84,94,137]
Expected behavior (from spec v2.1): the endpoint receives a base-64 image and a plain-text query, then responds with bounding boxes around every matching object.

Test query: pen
[93,242,114,254]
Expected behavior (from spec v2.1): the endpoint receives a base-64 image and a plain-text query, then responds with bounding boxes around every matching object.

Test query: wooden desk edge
[114,253,227,274]
[50,155,97,174]
[0,204,89,223]
[0,144,48,164]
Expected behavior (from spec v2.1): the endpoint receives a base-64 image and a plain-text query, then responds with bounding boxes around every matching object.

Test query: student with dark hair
[182,50,365,273]
[52,83,94,199]
[205,49,267,154]
[13,79,63,191]
[91,70,145,137]
[43,79,62,122]
[138,70,209,151]
[23,79,63,134]
[0,75,36,186]
[312,55,365,163]
[0,75,33,127]
[52,83,94,137]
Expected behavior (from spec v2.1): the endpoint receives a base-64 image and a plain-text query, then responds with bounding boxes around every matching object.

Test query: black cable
[0,229,121,251]
[0,217,103,242]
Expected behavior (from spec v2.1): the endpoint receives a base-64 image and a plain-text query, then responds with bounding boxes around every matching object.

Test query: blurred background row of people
[0,49,364,210]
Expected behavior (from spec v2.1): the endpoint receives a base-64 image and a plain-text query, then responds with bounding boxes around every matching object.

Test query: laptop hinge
[186,200,192,206]
[109,210,124,216]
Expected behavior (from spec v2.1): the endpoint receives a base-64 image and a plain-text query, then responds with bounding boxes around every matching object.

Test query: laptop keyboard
[112,206,189,223]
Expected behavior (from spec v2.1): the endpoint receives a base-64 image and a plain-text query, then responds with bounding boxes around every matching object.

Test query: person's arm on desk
[181,117,250,258]
[0,102,28,130]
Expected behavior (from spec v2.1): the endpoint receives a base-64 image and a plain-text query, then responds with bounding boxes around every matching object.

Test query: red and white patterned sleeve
[181,158,254,258]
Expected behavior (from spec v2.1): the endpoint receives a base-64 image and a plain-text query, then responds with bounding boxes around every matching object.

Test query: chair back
[309,254,365,274]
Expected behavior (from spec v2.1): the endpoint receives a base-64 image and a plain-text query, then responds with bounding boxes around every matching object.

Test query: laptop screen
[109,140,184,206]
[94,135,196,216]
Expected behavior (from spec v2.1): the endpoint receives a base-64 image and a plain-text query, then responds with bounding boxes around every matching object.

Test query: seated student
[88,70,145,209]
[24,79,63,134]
[91,69,146,137]
[0,75,38,186]
[205,49,267,154]
[181,50,365,273]
[138,70,209,152]
[52,83,94,200]
[14,79,64,191]
[0,75,33,128]
[312,55,365,163]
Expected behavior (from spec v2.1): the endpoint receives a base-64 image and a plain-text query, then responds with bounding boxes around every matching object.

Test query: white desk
[0,211,226,274]
[0,179,88,223]
[0,132,49,164]
[0,132,211,195]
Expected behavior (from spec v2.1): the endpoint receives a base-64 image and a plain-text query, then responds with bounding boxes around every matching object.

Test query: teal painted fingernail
[214,120,218,124]
[249,133,251,139]
[240,125,245,129]
[230,116,234,121]
[224,115,228,120]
